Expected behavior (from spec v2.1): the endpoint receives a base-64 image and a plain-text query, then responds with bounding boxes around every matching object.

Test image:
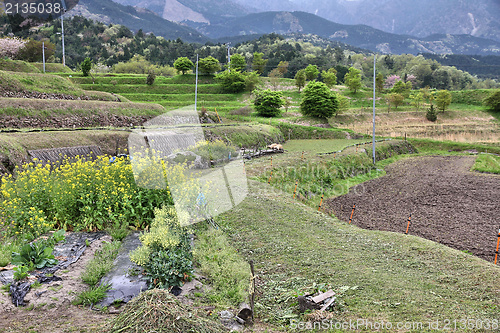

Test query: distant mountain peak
[163,0,209,23]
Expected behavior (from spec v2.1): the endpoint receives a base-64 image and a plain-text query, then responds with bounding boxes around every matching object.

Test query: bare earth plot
[324,155,500,262]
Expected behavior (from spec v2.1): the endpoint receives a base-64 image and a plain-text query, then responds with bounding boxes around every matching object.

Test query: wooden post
[215,108,222,123]
[348,204,356,224]
[249,260,255,321]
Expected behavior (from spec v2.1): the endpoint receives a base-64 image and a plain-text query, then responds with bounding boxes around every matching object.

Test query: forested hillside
[1,16,499,89]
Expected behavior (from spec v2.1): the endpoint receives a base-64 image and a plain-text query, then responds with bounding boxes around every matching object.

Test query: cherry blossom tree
[0,37,26,59]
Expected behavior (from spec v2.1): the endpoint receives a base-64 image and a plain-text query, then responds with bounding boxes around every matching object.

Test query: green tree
[295,69,306,92]
[229,54,246,72]
[277,61,289,76]
[16,39,55,62]
[386,93,405,111]
[484,90,500,112]
[409,91,424,111]
[426,104,438,121]
[146,70,156,85]
[392,80,412,97]
[435,90,452,112]
[268,68,282,90]
[173,57,194,75]
[214,70,246,93]
[322,68,337,88]
[254,89,284,117]
[244,71,260,92]
[344,67,362,93]
[198,56,220,75]
[81,57,92,77]
[252,52,268,74]
[300,81,339,119]
[304,64,319,81]
[375,73,384,92]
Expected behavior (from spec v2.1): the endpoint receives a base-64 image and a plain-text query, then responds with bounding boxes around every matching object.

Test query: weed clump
[106,289,227,333]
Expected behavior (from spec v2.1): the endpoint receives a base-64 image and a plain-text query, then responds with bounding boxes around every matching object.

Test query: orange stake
[318,194,324,211]
[301,151,304,160]
[293,180,298,199]
[494,226,500,265]
[267,171,273,185]
[271,156,273,167]
[405,213,412,234]
[348,204,356,224]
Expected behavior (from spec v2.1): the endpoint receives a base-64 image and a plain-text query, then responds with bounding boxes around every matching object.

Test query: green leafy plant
[11,230,65,269]
[144,242,193,289]
[13,264,32,281]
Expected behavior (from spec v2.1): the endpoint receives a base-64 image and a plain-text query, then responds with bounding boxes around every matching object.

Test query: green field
[472,154,500,174]
[284,138,372,153]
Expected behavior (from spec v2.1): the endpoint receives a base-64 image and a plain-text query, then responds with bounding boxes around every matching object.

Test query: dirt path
[324,155,500,262]
[0,235,116,332]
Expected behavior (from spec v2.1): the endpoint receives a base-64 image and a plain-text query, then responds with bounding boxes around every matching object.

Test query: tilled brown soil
[324,155,500,262]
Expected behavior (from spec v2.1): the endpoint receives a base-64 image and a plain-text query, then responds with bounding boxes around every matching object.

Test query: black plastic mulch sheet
[8,232,105,307]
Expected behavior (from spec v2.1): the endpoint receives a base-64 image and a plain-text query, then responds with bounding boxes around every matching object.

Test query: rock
[219,310,245,332]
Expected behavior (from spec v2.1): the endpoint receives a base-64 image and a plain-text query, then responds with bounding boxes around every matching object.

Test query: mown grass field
[216,179,500,331]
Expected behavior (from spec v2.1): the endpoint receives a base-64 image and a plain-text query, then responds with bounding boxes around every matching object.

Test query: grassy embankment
[65,73,246,113]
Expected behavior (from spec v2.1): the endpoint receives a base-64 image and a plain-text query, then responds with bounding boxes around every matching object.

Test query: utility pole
[227,44,231,72]
[372,54,377,164]
[42,42,46,73]
[195,54,199,111]
[61,0,67,66]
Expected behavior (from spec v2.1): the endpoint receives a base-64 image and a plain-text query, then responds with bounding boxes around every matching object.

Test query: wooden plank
[311,290,335,304]
[320,297,336,312]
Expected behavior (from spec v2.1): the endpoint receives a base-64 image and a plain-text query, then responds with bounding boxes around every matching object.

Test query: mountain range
[67,0,500,55]
[109,0,500,42]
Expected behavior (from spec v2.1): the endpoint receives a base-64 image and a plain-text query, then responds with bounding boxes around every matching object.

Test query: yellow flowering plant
[0,155,173,240]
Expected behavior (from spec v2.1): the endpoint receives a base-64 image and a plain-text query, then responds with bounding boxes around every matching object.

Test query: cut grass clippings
[105,289,227,333]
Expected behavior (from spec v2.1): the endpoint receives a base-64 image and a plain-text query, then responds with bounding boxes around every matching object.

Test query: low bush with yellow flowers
[0,155,173,240]
[130,206,193,289]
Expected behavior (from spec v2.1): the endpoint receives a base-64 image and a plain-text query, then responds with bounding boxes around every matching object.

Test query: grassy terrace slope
[0,71,118,101]
[217,180,500,330]
[66,74,246,113]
